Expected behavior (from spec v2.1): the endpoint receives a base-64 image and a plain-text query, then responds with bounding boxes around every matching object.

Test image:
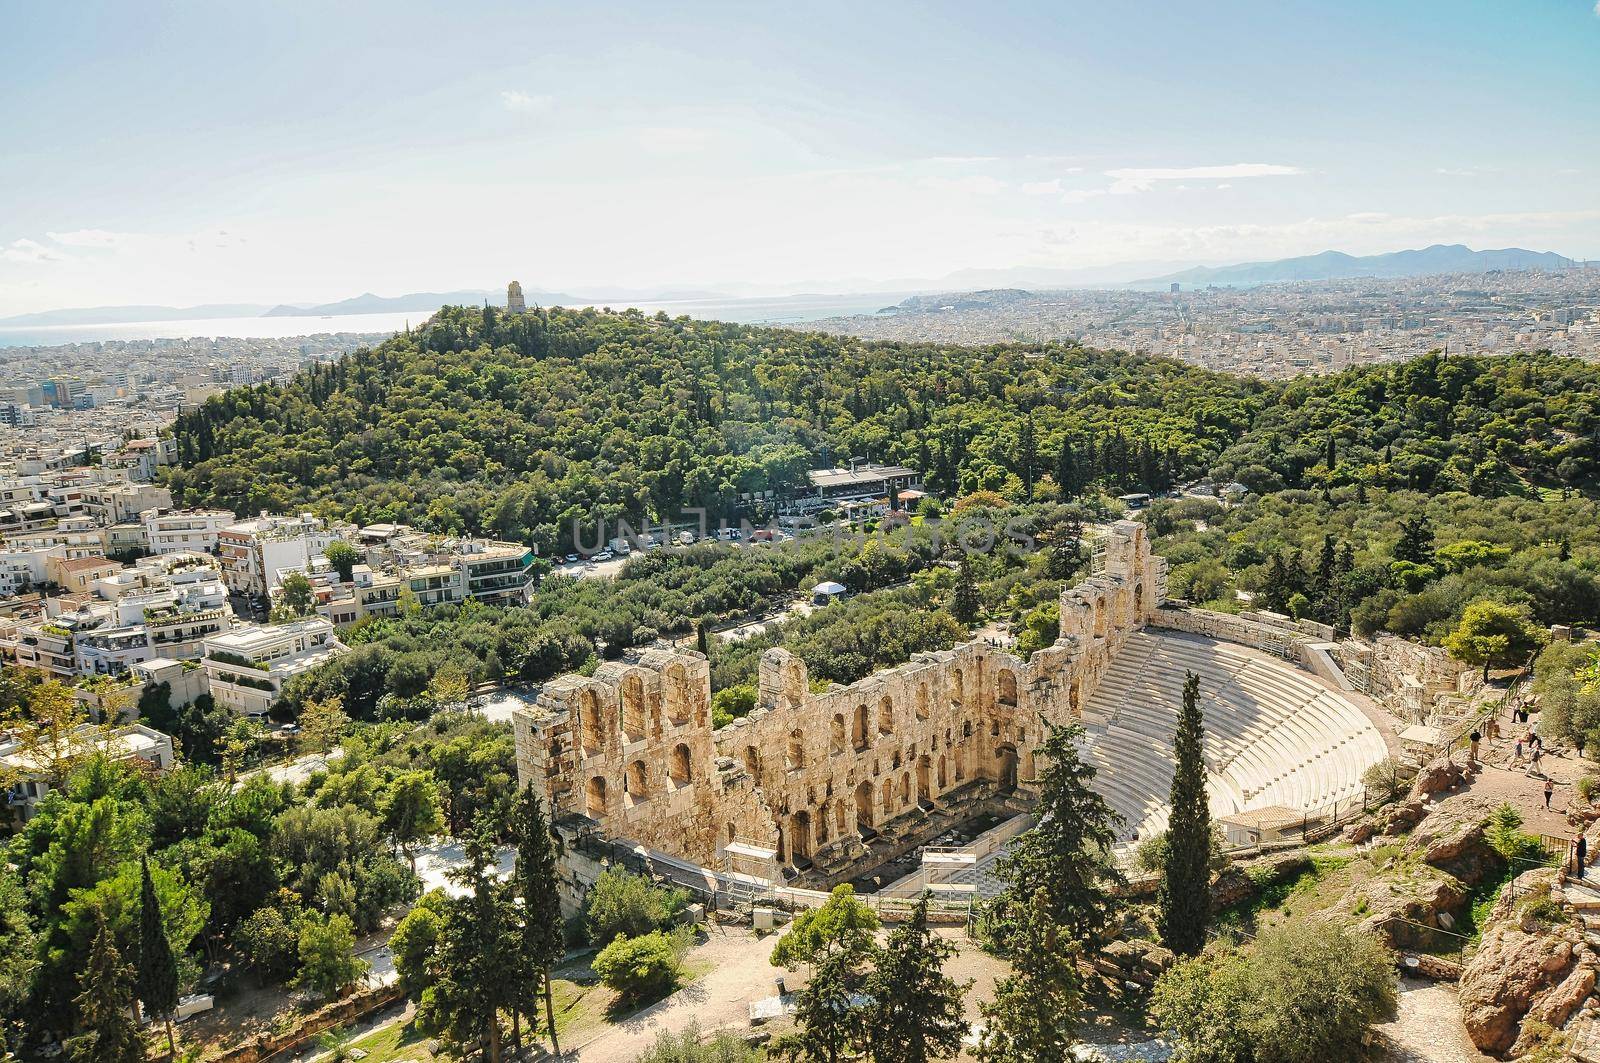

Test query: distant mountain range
[0,246,1585,328]
[1126,244,1578,290]
[0,302,275,327]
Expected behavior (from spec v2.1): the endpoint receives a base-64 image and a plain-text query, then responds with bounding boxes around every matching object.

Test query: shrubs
[1486,803,1552,868]
[585,868,689,946]
[1361,758,1417,802]
[592,929,688,1002]
[1151,917,1397,1063]
[635,1020,760,1063]
[1577,774,1599,805]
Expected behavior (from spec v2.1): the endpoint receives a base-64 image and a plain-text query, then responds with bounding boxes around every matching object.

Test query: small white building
[1,723,175,823]
[202,618,347,715]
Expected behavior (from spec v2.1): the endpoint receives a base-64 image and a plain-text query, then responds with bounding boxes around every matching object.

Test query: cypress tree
[1054,438,1077,500]
[136,855,180,1057]
[865,896,968,1063]
[67,915,144,1063]
[1017,417,1038,500]
[510,788,566,1059]
[695,619,710,656]
[1159,673,1212,956]
[950,558,981,624]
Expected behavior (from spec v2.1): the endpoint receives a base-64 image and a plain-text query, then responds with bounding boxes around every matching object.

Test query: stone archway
[855,781,875,830]
[996,743,1019,791]
[585,776,607,818]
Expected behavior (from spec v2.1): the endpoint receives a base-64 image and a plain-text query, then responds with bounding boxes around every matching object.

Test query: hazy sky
[2,0,1598,314]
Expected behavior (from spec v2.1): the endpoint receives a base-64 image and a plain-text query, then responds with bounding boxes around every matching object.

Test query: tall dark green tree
[1159,673,1212,956]
[785,923,874,1063]
[510,787,566,1059]
[988,723,1124,950]
[865,896,968,1063]
[950,557,981,625]
[66,914,144,1063]
[135,855,180,1057]
[1054,438,1079,499]
[431,820,514,1062]
[1017,417,1038,500]
[1394,512,1435,565]
[975,891,1081,1063]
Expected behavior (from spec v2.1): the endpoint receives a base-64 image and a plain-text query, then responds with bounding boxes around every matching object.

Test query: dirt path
[572,924,781,1062]
[1375,976,1491,1063]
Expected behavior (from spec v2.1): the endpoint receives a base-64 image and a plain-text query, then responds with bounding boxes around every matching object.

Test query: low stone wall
[1149,607,1314,667]
[212,983,405,1063]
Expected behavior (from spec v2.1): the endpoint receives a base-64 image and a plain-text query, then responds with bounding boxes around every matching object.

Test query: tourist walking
[1470,731,1481,765]
[1545,778,1555,810]
[1578,834,1589,880]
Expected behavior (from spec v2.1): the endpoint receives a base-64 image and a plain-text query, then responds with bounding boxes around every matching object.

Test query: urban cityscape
[3,2,1600,1063]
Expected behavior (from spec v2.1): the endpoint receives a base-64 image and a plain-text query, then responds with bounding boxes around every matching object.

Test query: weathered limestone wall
[513,520,1160,877]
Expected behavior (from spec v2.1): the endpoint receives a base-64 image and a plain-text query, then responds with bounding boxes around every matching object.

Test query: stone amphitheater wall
[513,519,1165,878]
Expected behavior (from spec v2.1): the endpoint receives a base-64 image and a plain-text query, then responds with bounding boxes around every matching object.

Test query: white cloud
[1,238,66,264]
[500,90,553,113]
[1021,179,1063,195]
[1104,162,1305,194]
[919,175,1007,195]
[1435,168,1478,177]
[47,228,133,248]
[1594,0,1599,17]
[635,126,715,153]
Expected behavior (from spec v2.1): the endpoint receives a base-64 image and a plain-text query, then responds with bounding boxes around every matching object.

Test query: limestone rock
[1378,798,1427,836]
[1344,821,1375,844]
[1412,757,1468,799]
[1406,815,1504,887]
[1458,868,1583,1056]
[1344,862,1467,949]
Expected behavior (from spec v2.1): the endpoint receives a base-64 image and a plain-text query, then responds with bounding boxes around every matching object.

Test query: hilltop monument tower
[507,280,527,315]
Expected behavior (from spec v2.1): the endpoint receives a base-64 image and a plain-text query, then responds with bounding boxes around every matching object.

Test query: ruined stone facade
[513,520,1163,882]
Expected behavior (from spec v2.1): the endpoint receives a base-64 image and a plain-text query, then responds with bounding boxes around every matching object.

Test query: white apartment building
[81,481,172,525]
[143,507,236,556]
[202,617,347,715]
[218,513,336,600]
[0,546,55,597]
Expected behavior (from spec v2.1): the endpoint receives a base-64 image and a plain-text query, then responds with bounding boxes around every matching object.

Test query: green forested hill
[164,305,1259,549]
[165,304,1600,551]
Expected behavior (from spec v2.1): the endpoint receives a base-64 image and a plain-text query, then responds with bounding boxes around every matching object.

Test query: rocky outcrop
[1413,757,1470,799]
[1404,809,1505,887]
[1210,851,1311,911]
[1458,868,1595,1057]
[1341,861,1468,949]
[1097,937,1175,987]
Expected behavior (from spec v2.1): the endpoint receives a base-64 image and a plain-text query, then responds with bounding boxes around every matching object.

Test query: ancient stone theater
[513,520,1390,888]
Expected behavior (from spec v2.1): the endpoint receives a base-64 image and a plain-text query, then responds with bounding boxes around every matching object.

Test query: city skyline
[2,0,1598,316]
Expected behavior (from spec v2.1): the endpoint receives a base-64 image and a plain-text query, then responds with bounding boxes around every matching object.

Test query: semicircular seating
[1078,629,1389,843]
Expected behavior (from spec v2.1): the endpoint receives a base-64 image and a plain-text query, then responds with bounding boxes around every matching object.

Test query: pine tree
[66,915,144,1063]
[135,856,180,1057]
[1159,673,1212,956]
[865,896,968,1063]
[784,917,876,1063]
[989,723,1124,950]
[434,819,514,1062]
[1394,512,1435,565]
[510,788,566,1059]
[976,892,1080,1063]
[950,558,981,625]
[1260,551,1299,614]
